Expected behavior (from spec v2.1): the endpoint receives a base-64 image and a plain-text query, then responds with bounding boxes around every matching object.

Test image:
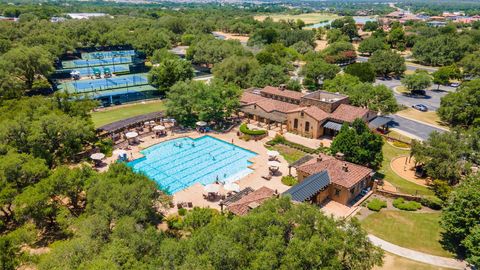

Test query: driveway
[388,115,445,141]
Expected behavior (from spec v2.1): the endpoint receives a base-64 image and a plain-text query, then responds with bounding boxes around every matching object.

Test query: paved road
[368,235,468,269]
[374,78,452,111]
[388,115,445,141]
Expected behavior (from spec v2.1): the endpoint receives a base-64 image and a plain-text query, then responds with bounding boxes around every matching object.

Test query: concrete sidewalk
[368,235,468,269]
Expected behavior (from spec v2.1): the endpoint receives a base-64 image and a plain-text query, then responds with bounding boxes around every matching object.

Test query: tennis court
[59,73,149,93]
[62,57,132,69]
[81,50,136,59]
[66,64,130,77]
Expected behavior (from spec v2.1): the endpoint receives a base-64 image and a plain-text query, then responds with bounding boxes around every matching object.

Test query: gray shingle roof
[323,121,343,131]
[368,116,393,129]
[283,171,330,202]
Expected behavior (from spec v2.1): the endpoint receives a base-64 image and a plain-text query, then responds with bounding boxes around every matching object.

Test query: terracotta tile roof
[255,98,299,113]
[240,92,267,105]
[261,86,304,101]
[227,186,276,216]
[297,154,373,188]
[287,106,330,122]
[330,104,370,123]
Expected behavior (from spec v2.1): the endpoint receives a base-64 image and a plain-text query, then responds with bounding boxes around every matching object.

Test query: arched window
[305,121,310,132]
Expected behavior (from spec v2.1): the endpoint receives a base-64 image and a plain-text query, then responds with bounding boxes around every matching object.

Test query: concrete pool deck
[101,127,293,214]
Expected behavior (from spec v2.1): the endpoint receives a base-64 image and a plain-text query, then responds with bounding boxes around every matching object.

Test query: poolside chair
[262,174,272,181]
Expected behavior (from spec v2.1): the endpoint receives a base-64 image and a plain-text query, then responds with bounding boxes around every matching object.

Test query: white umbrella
[113,149,127,156]
[204,183,220,193]
[90,153,105,160]
[268,161,281,167]
[196,121,207,127]
[267,150,279,157]
[144,121,150,126]
[223,182,240,192]
[125,131,138,139]
[153,125,166,131]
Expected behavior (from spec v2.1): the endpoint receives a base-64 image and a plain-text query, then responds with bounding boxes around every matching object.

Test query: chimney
[335,152,345,160]
[279,84,286,91]
[342,163,349,172]
[317,155,323,162]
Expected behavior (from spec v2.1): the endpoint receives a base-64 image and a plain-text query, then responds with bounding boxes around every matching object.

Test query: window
[350,188,355,194]
[293,119,298,129]
[305,121,310,132]
[335,188,340,196]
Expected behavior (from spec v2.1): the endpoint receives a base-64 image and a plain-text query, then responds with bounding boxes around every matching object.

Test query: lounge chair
[262,174,272,181]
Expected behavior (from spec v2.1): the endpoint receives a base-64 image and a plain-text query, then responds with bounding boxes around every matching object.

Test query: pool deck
[101,127,293,214]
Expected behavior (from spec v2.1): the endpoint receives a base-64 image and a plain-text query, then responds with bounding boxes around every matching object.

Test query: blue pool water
[128,136,257,194]
[59,73,148,93]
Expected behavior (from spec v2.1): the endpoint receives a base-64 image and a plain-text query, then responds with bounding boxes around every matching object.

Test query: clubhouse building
[240,85,385,138]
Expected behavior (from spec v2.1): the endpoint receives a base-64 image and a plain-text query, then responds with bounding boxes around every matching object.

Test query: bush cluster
[392,141,410,148]
[281,176,298,186]
[420,196,443,210]
[367,198,387,211]
[239,123,267,136]
[392,198,422,211]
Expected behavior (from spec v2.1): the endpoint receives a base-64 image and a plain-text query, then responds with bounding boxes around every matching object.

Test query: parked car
[450,82,460,87]
[412,104,428,112]
[411,89,426,96]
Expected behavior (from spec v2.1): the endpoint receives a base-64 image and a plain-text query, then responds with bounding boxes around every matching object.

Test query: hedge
[281,176,298,186]
[367,198,387,212]
[392,198,422,211]
[239,123,267,136]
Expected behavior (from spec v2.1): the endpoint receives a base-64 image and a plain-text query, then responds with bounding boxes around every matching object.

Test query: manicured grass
[91,100,165,128]
[267,144,306,164]
[396,108,449,130]
[378,142,434,196]
[375,252,451,270]
[254,12,339,24]
[386,130,413,144]
[362,210,452,257]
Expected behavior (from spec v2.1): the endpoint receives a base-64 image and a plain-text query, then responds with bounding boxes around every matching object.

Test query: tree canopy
[368,50,406,77]
[300,58,340,90]
[148,58,194,93]
[401,72,432,92]
[438,79,480,128]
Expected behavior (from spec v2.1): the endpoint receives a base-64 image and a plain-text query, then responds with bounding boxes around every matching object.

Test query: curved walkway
[368,235,467,269]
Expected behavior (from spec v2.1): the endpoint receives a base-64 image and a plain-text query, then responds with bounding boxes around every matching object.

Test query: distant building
[50,17,66,23]
[284,153,374,206]
[66,13,110,20]
[226,187,276,216]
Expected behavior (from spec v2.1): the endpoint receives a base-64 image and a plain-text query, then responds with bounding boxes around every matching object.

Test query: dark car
[412,104,428,112]
[411,89,426,96]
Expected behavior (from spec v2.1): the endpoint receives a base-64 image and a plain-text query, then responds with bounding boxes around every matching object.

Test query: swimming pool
[128,136,257,194]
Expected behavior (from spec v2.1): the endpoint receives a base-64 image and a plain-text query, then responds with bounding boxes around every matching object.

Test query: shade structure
[204,183,220,193]
[113,149,127,156]
[268,161,281,167]
[196,121,207,127]
[125,131,139,139]
[267,150,279,157]
[153,125,166,131]
[90,153,105,160]
[223,182,240,192]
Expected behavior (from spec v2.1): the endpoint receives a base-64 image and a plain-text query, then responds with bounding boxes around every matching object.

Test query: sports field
[254,12,339,24]
[62,56,132,69]
[59,73,149,93]
[91,100,165,127]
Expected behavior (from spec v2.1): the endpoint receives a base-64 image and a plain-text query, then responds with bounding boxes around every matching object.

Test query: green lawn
[378,142,434,196]
[376,252,451,270]
[91,101,165,128]
[267,144,306,164]
[362,210,452,258]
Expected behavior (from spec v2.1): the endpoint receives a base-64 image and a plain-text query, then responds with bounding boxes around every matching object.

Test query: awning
[323,121,343,131]
[283,171,331,202]
[368,116,393,129]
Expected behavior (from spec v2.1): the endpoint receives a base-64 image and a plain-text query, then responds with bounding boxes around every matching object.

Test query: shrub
[95,138,114,157]
[239,123,267,136]
[266,135,326,154]
[178,208,187,216]
[165,214,183,230]
[392,198,422,211]
[367,198,387,211]
[281,176,298,186]
[420,196,443,210]
[392,141,410,148]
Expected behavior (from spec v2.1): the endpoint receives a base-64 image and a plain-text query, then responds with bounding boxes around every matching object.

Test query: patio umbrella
[223,182,240,192]
[112,149,127,156]
[125,131,138,139]
[196,121,207,127]
[153,125,166,131]
[268,161,281,167]
[204,183,220,193]
[144,121,150,126]
[267,150,279,157]
[90,153,105,160]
